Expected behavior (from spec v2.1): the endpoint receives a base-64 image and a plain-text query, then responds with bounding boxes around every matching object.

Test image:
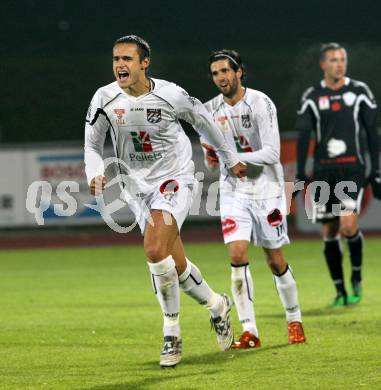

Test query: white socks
[231,264,259,337]
[179,258,224,318]
[273,265,302,323]
[148,255,180,338]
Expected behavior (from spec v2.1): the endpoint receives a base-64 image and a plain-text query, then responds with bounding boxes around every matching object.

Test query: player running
[202,49,305,348]
[84,35,246,367]
[295,42,381,306]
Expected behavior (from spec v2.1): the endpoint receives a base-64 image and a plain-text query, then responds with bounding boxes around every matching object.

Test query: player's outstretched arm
[168,86,243,170]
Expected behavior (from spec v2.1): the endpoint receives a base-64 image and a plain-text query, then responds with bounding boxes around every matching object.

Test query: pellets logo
[234,135,253,152]
[131,131,153,152]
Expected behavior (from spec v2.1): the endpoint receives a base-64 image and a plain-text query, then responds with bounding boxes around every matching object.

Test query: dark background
[2,0,381,143]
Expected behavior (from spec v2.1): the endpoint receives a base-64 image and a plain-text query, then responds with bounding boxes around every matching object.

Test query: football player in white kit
[84,36,246,367]
[202,49,305,347]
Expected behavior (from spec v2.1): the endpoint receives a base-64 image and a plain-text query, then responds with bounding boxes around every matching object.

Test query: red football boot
[231,331,261,349]
[288,321,306,344]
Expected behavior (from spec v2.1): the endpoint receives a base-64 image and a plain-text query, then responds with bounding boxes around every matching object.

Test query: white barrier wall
[0,140,380,231]
[0,143,219,227]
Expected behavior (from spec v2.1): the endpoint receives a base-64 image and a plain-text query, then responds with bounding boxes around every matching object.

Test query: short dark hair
[209,49,246,80]
[113,35,151,61]
[320,42,346,61]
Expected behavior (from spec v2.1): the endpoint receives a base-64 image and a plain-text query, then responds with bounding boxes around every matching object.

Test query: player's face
[113,43,149,90]
[320,49,347,81]
[210,59,242,98]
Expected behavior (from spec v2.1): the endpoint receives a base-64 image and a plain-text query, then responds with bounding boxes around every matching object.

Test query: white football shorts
[124,179,196,234]
[220,192,290,249]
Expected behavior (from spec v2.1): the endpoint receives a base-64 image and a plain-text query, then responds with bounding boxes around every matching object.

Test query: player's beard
[220,77,239,99]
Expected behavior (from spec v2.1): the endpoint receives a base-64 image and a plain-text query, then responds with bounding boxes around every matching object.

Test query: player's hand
[90,175,106,196]
[202,143,219,168]
[368,170,381,200]
[230,162,247,178]
[292,173,310,199]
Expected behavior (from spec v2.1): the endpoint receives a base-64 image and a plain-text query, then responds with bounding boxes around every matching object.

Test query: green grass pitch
[0,239,380,389]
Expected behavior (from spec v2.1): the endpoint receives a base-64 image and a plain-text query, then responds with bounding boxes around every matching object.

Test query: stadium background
[1,2,381,389]
[2,0,381,143]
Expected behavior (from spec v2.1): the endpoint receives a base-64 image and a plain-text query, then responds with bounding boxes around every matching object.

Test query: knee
[230,250,248,265]
[341,225,358,238]
[144,241,167,261]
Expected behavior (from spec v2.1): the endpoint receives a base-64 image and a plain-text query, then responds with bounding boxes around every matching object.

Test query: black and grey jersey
[295,77,378,174]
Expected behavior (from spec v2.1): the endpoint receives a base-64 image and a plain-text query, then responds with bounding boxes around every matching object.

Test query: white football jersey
[204,88,284,199]
[85,78,239,197]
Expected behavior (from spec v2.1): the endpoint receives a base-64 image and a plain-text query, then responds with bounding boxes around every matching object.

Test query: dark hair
[113,35,151,61]
[209,49,246,80]
[320,42,346,61]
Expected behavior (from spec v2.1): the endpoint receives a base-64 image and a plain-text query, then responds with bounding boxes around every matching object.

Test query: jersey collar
[320,77,351,88]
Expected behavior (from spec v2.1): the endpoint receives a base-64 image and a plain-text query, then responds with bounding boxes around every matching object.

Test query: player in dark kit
[295,42,381,306]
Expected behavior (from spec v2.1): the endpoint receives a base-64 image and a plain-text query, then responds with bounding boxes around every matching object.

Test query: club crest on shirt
[147,109,162,123]
[241,114,251,128]
[318,96,330,110]
[343,91,356,106]
[114,108,126,124]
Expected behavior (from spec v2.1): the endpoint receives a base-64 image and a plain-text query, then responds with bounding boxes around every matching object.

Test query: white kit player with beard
[202,49,306,347]
[85,36,247,368]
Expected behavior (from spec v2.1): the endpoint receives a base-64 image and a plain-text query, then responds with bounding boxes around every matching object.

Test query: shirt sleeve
[358,84,380,172]
[84,90,109,185]
[295,89,316,177]
[237,96,280,165]
[170,87,241,168]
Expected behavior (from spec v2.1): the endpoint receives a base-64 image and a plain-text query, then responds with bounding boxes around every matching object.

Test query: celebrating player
[202,49,305,348]
[84,35,247,367]
[295,42,381,306]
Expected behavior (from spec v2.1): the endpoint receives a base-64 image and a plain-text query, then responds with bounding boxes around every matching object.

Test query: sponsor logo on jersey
[188,96,197,106]
[318,96,330,110]
[129,131,162,161]
[147,109,162,123]
[331,101,341,112]
[241,114,251,128]
[131,131,153,152]
[327,138,347,158]
[267,208,283,227]
[159,179,179,201]
[222,218,238,235]
[217,115,228,125]
[343,91,356,106]
[114,108,126,125]
[129,152,162,161]
[234,135,253,152]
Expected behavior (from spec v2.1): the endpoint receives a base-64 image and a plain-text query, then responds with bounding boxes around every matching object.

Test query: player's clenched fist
[90,175,106,196]
[230,162,247,178]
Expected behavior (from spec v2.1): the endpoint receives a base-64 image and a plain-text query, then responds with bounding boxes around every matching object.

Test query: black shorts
[311,168,365,223]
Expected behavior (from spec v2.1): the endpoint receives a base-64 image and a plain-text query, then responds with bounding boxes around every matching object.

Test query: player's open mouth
[220,83,228,88]
[118,71,129,81]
